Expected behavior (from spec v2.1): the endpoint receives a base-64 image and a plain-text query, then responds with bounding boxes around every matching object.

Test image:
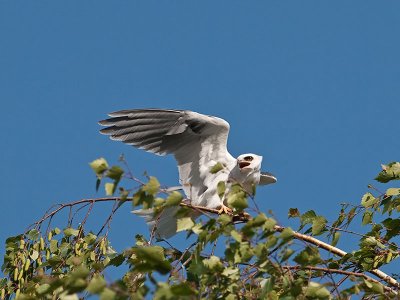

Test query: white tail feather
[132,207,180,239]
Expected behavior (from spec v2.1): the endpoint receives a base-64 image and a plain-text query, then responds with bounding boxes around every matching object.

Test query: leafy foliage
[375,162,400,183]
[1,158,400,299]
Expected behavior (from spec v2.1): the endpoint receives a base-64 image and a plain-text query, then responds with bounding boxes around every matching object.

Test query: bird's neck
[229,166,260,195]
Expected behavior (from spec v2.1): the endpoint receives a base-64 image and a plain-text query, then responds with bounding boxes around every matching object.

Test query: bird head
[236,153,263,173]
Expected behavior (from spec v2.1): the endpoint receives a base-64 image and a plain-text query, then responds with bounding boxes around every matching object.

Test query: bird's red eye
[244,156,253,161]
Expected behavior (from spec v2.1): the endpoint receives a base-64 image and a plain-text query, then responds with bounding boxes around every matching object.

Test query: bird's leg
[217,204,233,215]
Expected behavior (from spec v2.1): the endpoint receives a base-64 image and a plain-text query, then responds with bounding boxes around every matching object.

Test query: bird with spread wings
[99,109,276,238]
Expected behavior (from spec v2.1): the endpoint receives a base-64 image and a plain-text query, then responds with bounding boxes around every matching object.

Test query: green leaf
[386,188,400,196]
[83,233,97,245]
[90,158,109,176]
[86,275,107,294]
[361,193,378,208]
[279,227,294,242]
[90,251,96,261]
[242,213,268,236]
[70,266,90,280]
[375,162,400,183]
[347,207,356,223]
[300,210,317,225]
[27,229,40,240]
[226,185,247,210]
[59,293,79,300]
[191,223,203,235]
[106,166,124,181]
[312,216,327,236]
[280,249,294,262]
[176,217,194,232]
[100,288,116,300]
[266,236,278,248]
[264,218,277,231]
[230,230,242,242]
[132,190,153,207]
[109,253,125,267]
[64,227,79,237]
[50,239,58,253]
[29,249,39,261]
[370,282,384,294]
[294,247,321,265]
[218,214,232,225]
[260,277,276,297]
[217,181,226,199]
[142,177,160,195]
[165,191,183,207]
[36,283,51,295]
[210,162,224,174]
[305,282,330,299]
[331,231,340,247]
[203,256,223,271]
[239,242,253,262]
[133,246,171,274]
[170,283,198,296]
[105,182,115,196]
[363,278,384,294]
[47,255,63,266]
[222,266,239,278]
[382,218,400,240]
[362,211,373,225]
[5,234,23,245]
[154,283,174,299]
[360,236,379,247]
[119,188,129,201]
[364,278,373,289]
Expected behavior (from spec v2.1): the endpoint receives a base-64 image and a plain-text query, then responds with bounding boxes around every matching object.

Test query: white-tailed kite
[99,109,276,238]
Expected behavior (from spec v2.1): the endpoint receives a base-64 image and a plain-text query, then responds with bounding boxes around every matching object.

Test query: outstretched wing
[99,109,235,199]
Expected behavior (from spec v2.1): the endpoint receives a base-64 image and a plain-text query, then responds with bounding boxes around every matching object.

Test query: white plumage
[99,109,276,238]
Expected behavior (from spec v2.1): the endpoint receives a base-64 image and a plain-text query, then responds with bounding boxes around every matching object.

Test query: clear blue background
[1,1,399,280]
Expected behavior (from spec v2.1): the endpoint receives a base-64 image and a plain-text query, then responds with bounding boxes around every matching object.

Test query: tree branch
[179,202,400,291]
[31,196,400,292]
[282,265,396,294]
[272,225,399,290]
[33,197,124,228]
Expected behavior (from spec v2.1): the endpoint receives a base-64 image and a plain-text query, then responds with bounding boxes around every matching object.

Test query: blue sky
[1,1,399,279]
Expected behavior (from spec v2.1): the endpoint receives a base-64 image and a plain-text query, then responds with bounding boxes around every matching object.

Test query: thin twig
[177,204,400,291]
[282,265,396,294]
[30,196,400,292]
[273,225,399,291]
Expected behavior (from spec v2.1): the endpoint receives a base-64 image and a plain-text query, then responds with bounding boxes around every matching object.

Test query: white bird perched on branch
[99,109,276,238]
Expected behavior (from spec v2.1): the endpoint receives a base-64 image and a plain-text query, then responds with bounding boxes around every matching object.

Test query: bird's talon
[217,204,233,215]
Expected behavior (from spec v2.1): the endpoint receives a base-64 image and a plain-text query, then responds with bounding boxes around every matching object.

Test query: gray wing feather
[99,109,229,157]
[100,109,185,154]
[99,109,232,199]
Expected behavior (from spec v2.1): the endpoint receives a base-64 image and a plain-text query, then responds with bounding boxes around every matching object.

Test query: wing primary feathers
[110,130,165,143]
[98,115,179,127]
[107,109,182,118]
[99,108,231,160]
[100,122,175,136]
